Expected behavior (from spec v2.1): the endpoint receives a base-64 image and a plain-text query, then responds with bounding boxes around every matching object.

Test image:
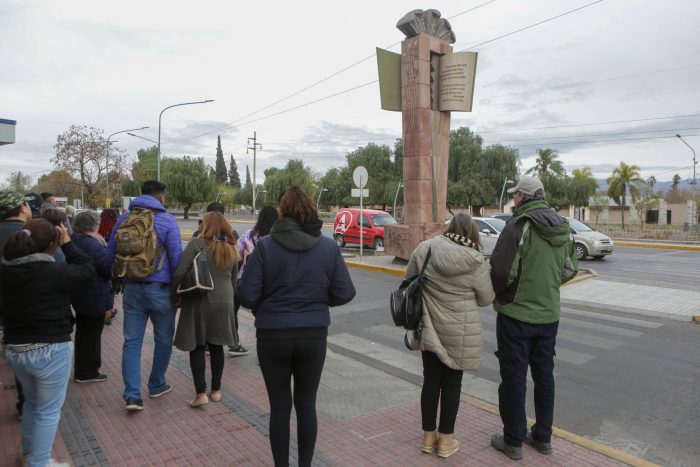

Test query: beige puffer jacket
[406,235,495,371]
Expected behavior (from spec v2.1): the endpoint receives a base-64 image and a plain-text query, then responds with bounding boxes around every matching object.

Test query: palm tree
[571,168,599,218]
[525,148,566,177]
[606,161,643,229]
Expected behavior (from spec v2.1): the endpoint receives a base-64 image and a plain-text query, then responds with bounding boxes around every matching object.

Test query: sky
[1,0,699,189]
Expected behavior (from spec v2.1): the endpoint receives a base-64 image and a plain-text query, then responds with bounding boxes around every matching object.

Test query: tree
[214,136,227,184]
[606,161,643,229]
[52,125,128,207]
[672,173,681,191]
[161,156,217,219]
[263,159,316,205]
[589,194,610,227]
[526,148,566,177]
[345,143,395,210]
[244,165,252,189]
[634,178,661,231]
[570,168,600,218]
[3,171,33,192]
[32,170,81,202]
[228,155,241,188]
[665,173,688,204]
[540,173,572,212]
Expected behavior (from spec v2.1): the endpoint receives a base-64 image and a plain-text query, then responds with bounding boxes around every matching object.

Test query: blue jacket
[101,195,182,285]
[237,217,356,329]
[70,234,114,316]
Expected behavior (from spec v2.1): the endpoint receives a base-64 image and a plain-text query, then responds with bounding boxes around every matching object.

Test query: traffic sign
[353,166,368,188]
[351,188,369,197]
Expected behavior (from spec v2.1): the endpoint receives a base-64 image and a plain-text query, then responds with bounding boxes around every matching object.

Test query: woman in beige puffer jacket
[405,213,495,458]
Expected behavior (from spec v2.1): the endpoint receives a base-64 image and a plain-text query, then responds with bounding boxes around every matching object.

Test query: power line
[460,0,605,51]
[504,133,699,148]
[486,127,700,144]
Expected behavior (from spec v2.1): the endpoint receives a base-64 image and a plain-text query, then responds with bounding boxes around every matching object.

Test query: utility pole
[676,134,697,227]
[247,131,262,218]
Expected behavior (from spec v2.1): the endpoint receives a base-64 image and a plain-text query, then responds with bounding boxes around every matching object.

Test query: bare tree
[2,171,34,192]
[52,125,128,207]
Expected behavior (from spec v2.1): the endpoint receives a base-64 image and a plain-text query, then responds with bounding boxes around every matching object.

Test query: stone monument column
[382,10,459,260]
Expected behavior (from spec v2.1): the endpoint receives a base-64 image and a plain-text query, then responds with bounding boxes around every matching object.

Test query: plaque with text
[438,52,478,112]
[376,47,402,111]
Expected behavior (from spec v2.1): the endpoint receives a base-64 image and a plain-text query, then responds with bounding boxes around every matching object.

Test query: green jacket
[489,200,578,324]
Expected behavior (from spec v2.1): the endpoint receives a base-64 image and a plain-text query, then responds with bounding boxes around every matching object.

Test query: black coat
[70,234,114,316]
[0,241,96,344]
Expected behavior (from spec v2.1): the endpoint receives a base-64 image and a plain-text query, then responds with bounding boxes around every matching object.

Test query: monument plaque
[438,52,477,112]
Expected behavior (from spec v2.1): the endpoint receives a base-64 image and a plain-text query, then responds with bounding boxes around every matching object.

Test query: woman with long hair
[70,210,113,383]
[237,184,356,467]
[1,219,96,467]
[98,208,119,243]
[229,204,278,357]
[172,211,240,407]
[406,213,495,458]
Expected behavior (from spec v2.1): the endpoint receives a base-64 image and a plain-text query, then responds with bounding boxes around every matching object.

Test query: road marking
[561,307,663,329]
[328,332,500,404]
[560,316,645,338]
[332,299,389,316]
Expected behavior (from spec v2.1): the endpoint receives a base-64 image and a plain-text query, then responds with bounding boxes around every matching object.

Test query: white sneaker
[46,460,70,467]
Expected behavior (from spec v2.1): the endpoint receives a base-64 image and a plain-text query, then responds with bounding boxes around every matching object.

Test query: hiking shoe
[491,435,523,460]
[75,373,108,383]
[149,384,172,398]
[525,432,553,455]
[228,344,250,357]
[125,398,144,412]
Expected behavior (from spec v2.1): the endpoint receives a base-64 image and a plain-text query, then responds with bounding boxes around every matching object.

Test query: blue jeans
[122,283,176,401]
[5,342,73,467]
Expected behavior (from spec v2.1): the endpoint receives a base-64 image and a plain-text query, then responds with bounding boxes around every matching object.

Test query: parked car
[490,212,513,222]
[444,216,505,256]
[333,208,397,249]
[565,217,614,260]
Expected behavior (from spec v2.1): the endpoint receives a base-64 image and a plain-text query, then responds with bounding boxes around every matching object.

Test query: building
[0,118,16,146]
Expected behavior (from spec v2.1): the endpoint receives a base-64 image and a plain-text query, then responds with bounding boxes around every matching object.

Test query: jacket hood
[270,217,322,251]
[428,235,484,276]
[0,253,55,286]
[129,194,166,212]
[516,200,571,246]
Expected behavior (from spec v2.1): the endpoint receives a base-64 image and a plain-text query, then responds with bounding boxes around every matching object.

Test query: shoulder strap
[419,247,432,275]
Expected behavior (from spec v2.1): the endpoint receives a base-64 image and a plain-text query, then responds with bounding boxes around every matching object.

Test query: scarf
[443,232,476,249]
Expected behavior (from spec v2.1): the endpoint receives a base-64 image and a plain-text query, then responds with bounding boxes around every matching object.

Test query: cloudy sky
[2,0,699,188]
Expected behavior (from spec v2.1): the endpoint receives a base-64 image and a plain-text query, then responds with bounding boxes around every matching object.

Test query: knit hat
[0,190,31,218]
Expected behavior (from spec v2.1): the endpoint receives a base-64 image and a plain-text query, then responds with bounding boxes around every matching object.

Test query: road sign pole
[360,174,363,259]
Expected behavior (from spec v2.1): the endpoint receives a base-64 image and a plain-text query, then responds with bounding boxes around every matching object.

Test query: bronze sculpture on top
[377,9,477,260]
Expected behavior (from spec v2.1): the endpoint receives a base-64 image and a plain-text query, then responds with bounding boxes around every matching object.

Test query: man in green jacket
[489,176,578,460]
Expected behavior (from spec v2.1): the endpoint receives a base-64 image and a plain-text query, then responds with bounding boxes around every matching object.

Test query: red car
[333,208,397,249]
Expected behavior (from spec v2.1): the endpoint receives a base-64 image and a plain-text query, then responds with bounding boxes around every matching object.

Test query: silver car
[565,217,614,260]
[446,216,504,256]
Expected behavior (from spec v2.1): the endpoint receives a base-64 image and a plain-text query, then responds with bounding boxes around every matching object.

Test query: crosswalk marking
[561,307,663,329]
[481,329,595,365]
[560,317,644,338]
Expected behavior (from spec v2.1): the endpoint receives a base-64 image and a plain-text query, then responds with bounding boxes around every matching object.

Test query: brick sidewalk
[1,303,628,466]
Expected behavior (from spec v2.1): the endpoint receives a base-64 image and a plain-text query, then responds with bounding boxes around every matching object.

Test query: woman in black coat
[70,210,114,383]
[237,184,356,467]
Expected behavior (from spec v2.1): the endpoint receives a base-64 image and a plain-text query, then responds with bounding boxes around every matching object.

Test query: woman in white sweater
[406,213,495,458]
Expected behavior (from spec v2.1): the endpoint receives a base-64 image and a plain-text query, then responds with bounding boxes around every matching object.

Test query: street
[180,218,700,465]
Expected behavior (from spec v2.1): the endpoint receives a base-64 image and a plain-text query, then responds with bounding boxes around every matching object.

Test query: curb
[459,393,660,467]
[615,242,700,251]
[344,260,406,277]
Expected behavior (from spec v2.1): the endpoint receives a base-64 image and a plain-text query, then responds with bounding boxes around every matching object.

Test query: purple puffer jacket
[101,195,182,284]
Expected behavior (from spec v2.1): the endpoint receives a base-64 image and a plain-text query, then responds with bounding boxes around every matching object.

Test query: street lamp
[316,187,329,213]
[499,178,514,213]
[216,192,227,202]
[676,134,697,226]
[392,182,404,222]
[158,100,214,181]
[106,127,148,206]
[127,132,158,144]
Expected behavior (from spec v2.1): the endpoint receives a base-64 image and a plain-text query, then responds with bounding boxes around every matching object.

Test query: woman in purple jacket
[70,210,114,383]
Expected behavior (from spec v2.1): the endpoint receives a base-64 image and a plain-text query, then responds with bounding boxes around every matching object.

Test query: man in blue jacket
[102,181,182,412]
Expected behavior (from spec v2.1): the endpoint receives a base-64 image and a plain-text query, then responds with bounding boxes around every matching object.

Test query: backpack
[390,247,431,348]
[114,207,165,279]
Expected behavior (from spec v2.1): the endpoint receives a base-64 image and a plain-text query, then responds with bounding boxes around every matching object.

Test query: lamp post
[499,178,514,213]
[392,182,404,222]
[127,132,158,144]
[216,192,227,202]
[158,100,214,181]
[106,127,148,206]
[676,134,697,226]
[316,187,329,213]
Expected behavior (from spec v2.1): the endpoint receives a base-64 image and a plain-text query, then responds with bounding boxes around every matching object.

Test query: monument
[377,9,477,260]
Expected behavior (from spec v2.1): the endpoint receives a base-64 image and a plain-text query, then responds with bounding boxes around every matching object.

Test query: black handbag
[176,247,214,296]
[390,247,431,331]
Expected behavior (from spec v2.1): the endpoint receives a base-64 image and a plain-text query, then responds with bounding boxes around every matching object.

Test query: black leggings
[189,344,224,394]
[257,337,326,467]
[421,351,464,434]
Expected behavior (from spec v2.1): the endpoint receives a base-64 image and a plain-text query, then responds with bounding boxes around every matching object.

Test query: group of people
[0,175,576,466]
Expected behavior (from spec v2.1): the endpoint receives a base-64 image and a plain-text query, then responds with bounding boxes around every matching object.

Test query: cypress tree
[228,155,241,188]
[214,135,227,184]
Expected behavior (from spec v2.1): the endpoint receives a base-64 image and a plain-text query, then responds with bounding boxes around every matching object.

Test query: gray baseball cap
[507,176,545,196]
